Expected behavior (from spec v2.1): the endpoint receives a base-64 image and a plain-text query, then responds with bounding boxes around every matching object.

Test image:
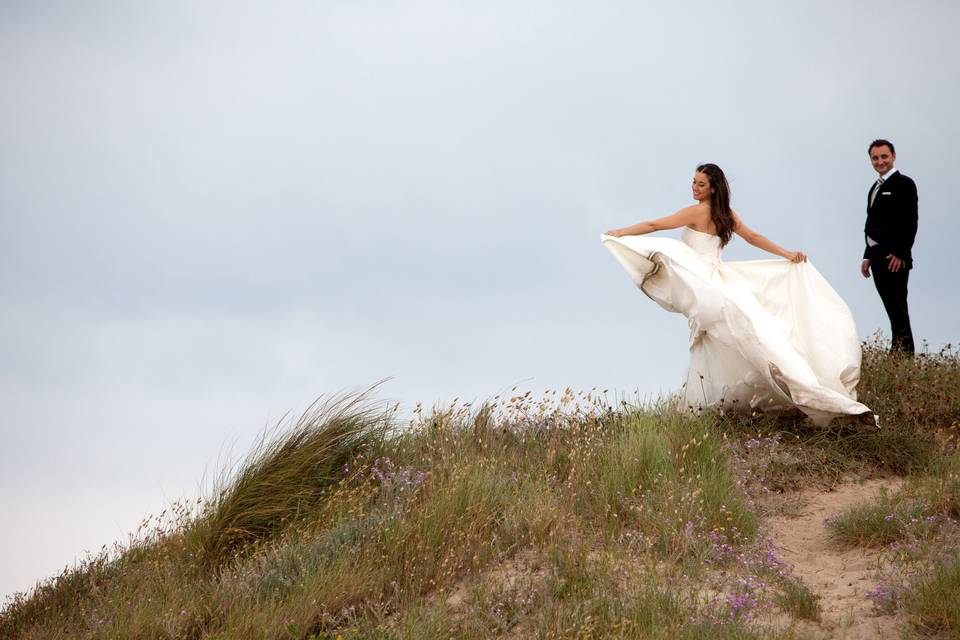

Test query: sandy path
[768,477,904,639]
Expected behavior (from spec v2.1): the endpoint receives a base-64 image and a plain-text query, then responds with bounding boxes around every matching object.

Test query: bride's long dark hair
[696,163,735,247]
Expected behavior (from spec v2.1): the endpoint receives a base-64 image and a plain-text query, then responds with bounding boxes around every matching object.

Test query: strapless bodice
[681,227,722,262]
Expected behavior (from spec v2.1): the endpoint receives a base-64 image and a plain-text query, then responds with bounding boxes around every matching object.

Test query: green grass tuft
[191,390,390,567]
[826,493,924,547]
[904,551,960,635]
[775,577,822,622]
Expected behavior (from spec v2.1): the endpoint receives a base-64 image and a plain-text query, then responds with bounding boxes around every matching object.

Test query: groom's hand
[886,254,904,272]
[860,259,872,278]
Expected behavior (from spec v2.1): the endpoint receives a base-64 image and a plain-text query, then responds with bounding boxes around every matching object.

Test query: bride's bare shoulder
[684,203,713,225]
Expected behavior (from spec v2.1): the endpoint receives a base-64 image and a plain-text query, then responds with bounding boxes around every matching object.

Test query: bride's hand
[786,250,807,263]
[605,228,623,237]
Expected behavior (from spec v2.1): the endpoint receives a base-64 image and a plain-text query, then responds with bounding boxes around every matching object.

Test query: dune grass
[1,340,958,639]
[828,448,960,636]
[193,391,392,568]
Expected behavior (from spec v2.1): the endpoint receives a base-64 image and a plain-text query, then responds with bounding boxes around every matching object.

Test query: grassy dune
[2,340,959,639]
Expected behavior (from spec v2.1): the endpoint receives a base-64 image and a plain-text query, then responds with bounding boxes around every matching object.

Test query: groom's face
[870,145,896,175]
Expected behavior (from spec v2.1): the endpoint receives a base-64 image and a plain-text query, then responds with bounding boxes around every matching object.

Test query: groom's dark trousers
[863,170,918,353]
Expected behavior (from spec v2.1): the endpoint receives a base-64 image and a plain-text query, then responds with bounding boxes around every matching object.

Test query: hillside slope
[3,342,959,640]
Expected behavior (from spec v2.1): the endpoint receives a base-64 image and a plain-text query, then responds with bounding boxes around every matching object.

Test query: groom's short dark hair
[869,139,896,155]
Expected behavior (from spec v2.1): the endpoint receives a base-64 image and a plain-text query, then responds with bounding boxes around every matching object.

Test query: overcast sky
[2,0,958,601]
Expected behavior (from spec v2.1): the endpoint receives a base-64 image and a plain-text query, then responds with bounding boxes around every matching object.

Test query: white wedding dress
[602,227,873,426]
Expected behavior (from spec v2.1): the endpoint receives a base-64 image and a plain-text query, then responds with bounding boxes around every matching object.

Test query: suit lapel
[869,169,899,212]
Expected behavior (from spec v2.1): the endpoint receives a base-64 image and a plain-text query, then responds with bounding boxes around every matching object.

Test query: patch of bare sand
[768,477,905,639]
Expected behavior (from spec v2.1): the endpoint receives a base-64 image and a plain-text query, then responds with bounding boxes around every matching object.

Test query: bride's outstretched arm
[732,211,807,262]
[604,206,700,237]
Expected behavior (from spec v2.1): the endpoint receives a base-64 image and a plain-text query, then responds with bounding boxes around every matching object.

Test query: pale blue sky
[2,0,958,600]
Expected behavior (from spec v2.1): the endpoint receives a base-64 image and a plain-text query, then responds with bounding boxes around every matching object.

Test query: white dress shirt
[866,167,898,247]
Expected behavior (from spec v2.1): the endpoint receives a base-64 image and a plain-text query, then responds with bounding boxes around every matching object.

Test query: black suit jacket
[863,170,918,269]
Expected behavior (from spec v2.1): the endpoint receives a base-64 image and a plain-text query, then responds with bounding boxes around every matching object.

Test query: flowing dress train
[602,227,873,426]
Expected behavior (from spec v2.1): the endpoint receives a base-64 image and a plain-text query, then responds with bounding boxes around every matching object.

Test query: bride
[602,163,873,426]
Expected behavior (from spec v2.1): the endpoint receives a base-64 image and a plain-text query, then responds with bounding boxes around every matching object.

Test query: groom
[860,139,918,353]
